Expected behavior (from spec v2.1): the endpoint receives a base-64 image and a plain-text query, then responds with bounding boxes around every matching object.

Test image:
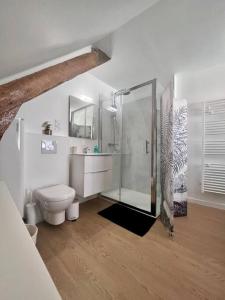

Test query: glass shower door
[119,84,152,213]
[99,94,122,201]
[100,79,159,217]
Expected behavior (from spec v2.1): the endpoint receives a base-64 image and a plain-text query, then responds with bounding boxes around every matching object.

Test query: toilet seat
[35,184,75,203]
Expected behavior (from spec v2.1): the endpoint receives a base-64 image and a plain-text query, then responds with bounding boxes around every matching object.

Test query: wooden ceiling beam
[0,48,110,138]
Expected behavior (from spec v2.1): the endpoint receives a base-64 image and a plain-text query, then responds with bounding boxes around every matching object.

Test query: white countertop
[0,181,61,300]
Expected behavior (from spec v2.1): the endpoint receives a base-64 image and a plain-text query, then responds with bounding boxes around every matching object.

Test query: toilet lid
[34,184,75,202]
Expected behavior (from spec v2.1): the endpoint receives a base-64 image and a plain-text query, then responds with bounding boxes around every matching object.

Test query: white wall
[175,64,225,209]
[0,119,25,215]
[0,72,113,217]
[92,0,225,91]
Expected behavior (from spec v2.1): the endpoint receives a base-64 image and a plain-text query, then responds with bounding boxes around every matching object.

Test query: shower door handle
[146,140,150,154]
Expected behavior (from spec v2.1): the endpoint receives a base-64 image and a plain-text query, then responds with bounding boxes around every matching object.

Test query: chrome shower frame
[99,79,158,217]
[116,79,157,217]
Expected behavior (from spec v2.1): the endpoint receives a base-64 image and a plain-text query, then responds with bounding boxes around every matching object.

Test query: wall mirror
[69,96,97,139]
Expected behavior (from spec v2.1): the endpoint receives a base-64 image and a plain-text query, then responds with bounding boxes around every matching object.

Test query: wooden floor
[37,199,225,300]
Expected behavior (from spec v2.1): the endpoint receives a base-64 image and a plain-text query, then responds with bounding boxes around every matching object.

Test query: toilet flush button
[41,140,57,154]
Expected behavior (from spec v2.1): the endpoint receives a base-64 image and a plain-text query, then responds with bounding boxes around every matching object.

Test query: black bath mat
[98,203,156,237]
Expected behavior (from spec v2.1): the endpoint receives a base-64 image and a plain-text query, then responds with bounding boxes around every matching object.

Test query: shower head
[105,92,118,112]
[105,89,130,112]
[106,104,117,112]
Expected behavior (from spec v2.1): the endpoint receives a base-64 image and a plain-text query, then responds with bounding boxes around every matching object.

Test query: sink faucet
[82,146,90,154]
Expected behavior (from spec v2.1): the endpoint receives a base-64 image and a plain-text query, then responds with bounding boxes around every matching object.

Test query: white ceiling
[0,0,158,79]
[91,0,225,90]
[1,0,225,92]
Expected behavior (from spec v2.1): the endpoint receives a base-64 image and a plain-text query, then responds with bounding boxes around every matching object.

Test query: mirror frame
[68,96,97,139]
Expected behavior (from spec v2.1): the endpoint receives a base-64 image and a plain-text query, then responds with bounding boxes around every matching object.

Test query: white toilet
[34,184,75,225]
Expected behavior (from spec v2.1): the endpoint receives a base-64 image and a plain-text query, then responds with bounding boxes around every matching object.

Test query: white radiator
[201,99,225,194]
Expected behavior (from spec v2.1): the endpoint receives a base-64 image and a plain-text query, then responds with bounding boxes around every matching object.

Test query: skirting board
[76,194,98,204]
[188,197,225,210]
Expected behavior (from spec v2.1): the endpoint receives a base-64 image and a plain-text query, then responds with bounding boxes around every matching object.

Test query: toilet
[34,184,75,225]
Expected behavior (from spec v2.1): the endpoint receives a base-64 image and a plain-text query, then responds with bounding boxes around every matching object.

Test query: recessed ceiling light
[80,95,94,103]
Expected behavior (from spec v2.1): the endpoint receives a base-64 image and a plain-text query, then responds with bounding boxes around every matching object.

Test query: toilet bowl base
[44,210,65,225]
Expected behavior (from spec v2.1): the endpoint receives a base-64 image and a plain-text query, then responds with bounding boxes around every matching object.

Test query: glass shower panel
[100,80,158,216]
[100,94,122,200]
[120,85,152,212]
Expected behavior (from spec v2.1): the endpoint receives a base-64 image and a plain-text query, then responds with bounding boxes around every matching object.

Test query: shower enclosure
[99,79,161,217]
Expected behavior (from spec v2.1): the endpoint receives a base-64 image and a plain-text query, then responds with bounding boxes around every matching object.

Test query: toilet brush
[25,189,37,225]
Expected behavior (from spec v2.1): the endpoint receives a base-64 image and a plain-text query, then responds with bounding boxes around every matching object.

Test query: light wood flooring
[37,198,225,300]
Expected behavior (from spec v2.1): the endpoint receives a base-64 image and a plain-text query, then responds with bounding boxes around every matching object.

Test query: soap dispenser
[93,145,100,153]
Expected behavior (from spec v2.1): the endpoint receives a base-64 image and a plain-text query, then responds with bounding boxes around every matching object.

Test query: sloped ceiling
[1,0,225,92]
[91,0,225,90]
[0,0,158,79]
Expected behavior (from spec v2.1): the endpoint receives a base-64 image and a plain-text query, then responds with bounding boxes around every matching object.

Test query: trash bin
[66,201,79,221]
[26,224,38,245]
[25,202,37,225]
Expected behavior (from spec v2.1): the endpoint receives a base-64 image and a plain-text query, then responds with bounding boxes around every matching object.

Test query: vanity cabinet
[70,154,112,197]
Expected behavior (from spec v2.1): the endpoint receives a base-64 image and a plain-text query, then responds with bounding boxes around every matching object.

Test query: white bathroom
[0,1,225,299]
